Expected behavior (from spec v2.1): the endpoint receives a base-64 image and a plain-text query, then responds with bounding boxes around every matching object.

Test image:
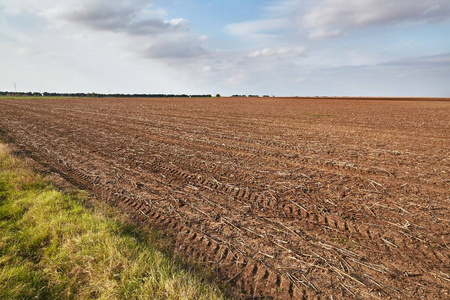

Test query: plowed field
[0,97,449,299]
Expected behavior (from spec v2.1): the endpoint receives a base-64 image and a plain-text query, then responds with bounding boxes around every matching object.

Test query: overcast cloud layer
[0,0,449,96]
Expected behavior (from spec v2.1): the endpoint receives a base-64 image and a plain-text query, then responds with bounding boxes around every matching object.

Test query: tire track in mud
[2,123,447,299]
[3,101,447,197]
[153,161,449,267]
[0,124,377,298]
[5,133,316,299]
[6,103,446,254]
[5,105,443,252]
[5,100,447,214]
[4,108,450,253]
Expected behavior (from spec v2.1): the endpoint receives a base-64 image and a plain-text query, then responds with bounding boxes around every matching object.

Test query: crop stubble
[0,97,449,299]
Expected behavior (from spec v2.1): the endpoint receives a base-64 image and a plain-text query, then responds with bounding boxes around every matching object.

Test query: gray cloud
[50,1,189,36]
[247,47,306,58]
[256,0,450,40]
[382,52,450,66]
[128,18,188,36]
[225,18,290,37]
[36,0,207,59]
[55,2,136,31]
[142,33,207,59]
[308,29,342,40]
[305,0,450,28]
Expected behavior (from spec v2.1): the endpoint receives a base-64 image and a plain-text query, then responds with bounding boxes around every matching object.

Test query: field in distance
[0,96,448,299]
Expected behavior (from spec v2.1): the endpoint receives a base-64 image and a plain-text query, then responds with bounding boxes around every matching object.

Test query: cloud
[383,52,450,66]
[227,71,246,85]
[141,33,207,59]
[225,18,290,37]
[256,0,450,41]
[2,0,207,59]
[225,0,450,44]
[43,1,190,36]
[304,0,450,28]
[247,47,306,58]
[308,29,342,40]
[44,0,142,30]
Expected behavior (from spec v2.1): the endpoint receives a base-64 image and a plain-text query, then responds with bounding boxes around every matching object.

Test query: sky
[0,0,449,97]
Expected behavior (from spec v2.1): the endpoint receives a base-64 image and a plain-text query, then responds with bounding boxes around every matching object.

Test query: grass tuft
[0,144,227,299]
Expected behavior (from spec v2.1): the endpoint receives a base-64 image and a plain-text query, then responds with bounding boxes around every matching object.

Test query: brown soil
[0,97,449,299]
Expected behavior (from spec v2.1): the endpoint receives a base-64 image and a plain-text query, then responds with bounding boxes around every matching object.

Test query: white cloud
[227,71,246,85]
[225,18,290,37]
[140,32,207,59]
[308,29,342,40]
[247,47,306,58]
[304,0,450,28]
[384,52,450,66]
[167,18,186,27]
[254,0,450,41]
[1,0,207,59]
[395,73,409,78]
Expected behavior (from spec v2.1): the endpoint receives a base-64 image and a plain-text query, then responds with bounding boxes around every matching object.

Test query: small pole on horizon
[14,82,17,93]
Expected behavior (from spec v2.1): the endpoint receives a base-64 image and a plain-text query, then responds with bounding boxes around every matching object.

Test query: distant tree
[216,94,221,98]
[0,91,216,98]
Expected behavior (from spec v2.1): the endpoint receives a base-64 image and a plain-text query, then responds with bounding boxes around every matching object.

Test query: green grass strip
[0,144,226,300]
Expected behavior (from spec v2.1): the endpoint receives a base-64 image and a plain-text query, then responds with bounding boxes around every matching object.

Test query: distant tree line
[0,91,277,98]
[0,91,213,98]
[0,91,44,97]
